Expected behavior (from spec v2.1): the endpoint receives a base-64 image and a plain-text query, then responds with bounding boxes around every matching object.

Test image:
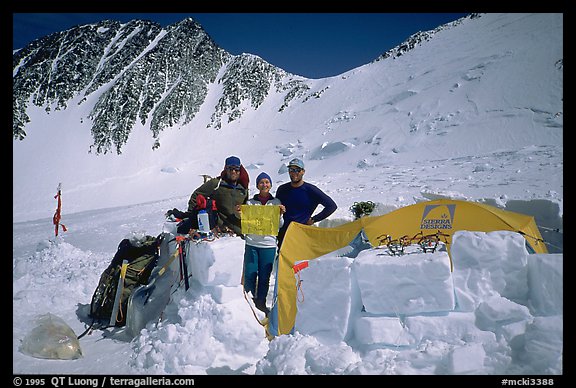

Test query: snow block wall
[527,254,563,316]
[451,230,529,311]
[351,249,455,315]
[186,237,245,287]
[176,228,561,374]
[354,316,416,347]
[290,230,562,362]
[161,222,247,304]
[293,256,362,344]
[292,247,457,348]
[403,312,493,345]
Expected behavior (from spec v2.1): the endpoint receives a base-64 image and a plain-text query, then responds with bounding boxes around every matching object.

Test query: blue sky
[13,13,468,79]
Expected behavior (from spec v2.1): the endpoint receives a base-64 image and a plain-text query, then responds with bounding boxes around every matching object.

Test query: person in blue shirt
[275,158,337,248]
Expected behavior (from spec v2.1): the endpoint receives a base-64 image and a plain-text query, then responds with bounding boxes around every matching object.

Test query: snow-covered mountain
[13,18,312,153]
[13,13,562,226]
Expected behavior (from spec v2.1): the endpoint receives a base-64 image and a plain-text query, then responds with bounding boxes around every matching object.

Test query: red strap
[293,261,309,274]
[196,194,207,210]
[53,212,60,236]
[53,190,66,236]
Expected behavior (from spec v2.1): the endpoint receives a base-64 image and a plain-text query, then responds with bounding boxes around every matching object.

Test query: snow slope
[13,13,563,376]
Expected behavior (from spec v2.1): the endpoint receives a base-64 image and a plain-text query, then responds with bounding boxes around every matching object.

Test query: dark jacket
[275,181,337,247]
[188,172,249,235]
[276,181,337,229]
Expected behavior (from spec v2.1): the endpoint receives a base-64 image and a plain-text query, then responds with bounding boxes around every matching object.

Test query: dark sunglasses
[226,166,240,172]
[288,167,303,173]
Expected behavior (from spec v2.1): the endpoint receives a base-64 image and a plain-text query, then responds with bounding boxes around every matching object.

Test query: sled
[125,230,181,336]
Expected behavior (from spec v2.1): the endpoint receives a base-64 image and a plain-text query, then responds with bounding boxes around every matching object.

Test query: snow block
[352,250,454,315]
[404,312,492,344]
[448,343,486,374]
[451,231,529,311]
[500,320,530,350]
[475,295,532,329]
[527,254,563,316]
[353,316,415,347]
[294,255,360,344]
[162,220,179,235]
[474,295,533,343]
[209,285,243,304]
[522,316,563,374]
[186,237,245,287]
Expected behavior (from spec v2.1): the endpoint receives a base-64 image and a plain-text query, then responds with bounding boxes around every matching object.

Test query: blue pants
[243,245,276,302]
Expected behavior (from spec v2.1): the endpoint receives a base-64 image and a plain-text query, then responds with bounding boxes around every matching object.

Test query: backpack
[169,195,219,234]
[89,235,160,327]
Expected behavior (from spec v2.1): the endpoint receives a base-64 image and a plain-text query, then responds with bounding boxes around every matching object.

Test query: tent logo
[420,204,456,230]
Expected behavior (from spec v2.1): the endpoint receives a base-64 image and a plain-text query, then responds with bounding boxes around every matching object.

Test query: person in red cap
[188,156,249,235]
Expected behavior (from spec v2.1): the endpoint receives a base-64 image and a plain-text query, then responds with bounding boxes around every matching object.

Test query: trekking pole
[181,239,190,291]
[109,260,129,327]
[175,236,190,291]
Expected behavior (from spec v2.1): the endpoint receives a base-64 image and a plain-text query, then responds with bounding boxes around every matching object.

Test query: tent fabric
[360,200,547,255]
[268,219,363,336]
[266,199,547,337]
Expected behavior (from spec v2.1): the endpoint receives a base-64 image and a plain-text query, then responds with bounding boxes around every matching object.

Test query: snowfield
[13,13,562,376]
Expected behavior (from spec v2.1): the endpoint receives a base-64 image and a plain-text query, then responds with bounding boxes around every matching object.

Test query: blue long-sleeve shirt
[276,181,337,233]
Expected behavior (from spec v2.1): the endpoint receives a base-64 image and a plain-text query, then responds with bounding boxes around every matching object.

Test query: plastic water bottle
[197,210,210,234]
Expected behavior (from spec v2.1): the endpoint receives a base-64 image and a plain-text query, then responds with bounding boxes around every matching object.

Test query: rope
[292,261,309,303]
[243,290,268,327]
[117,290,125,324]
[542,241,563,251]
[538,226,562,233]
[295,271,305,303]
[517,230,562,251]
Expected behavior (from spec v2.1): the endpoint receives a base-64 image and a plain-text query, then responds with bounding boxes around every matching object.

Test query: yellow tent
[266,199,547,337]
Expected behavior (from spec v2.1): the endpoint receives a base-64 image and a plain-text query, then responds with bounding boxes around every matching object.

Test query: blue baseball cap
[225,156,241,167]
[288,158,304,169]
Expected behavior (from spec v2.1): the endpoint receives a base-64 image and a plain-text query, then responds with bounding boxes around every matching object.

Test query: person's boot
[254,299,270,316]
